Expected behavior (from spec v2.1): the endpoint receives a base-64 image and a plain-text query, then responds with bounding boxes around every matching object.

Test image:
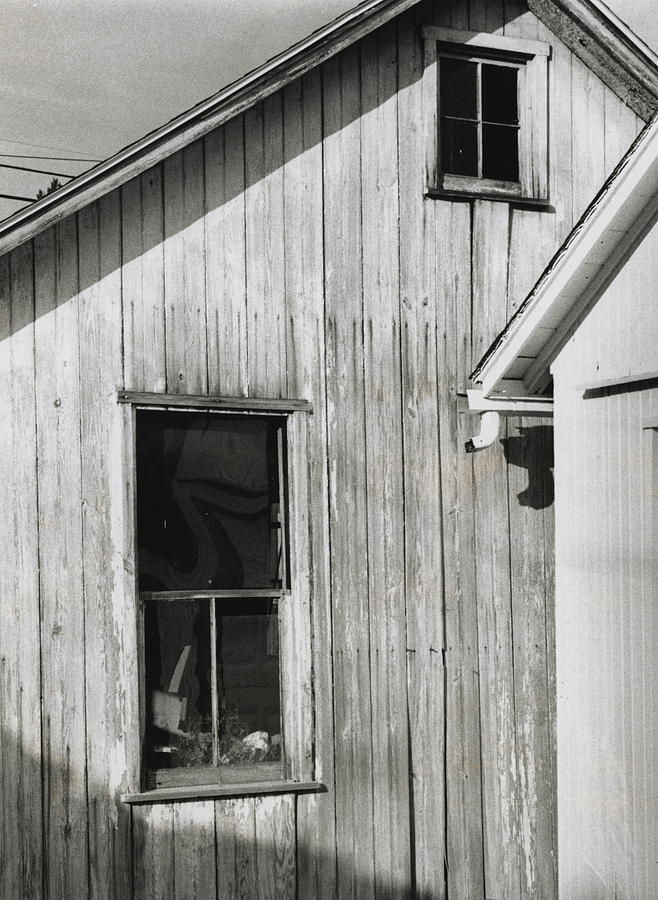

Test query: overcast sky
[0,0,656,220]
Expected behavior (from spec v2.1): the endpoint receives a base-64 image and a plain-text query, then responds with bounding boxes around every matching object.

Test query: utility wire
[0,192,34,202]
[0,162,75,178]
[0,153,101,162]
[0,136,103,155]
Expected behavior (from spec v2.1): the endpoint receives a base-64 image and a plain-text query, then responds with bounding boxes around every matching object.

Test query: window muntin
[136,409,288,790]
[440,54,520,185]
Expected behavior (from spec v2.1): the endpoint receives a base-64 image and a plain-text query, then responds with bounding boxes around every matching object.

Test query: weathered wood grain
[164,144,208,394]
[361,24,412,899]
[244,96,287,398]
[215,799,258,898]
[398,15,447,898]
[506,416,557,899]
[34,218,90,899]
[0,242,43,899]
[173,801,217,898]
[121,167,166,393]
[205,117,249,397]
[323,44,376,900]
[78,193,136,899]
[471,199,522,900]
[254,795,296,899]
[132,804,175,899]
[282,68,338,900]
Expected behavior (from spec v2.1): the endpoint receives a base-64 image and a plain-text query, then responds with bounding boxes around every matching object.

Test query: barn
[0,0,656,897]
[470,113,658,898]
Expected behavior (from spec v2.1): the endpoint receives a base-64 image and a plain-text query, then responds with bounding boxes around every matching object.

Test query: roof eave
[0,0,419,258]
[472,114,658,399]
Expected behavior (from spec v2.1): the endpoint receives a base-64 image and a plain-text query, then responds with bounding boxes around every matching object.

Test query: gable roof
[470,113,658,401]
[0,0,657,259]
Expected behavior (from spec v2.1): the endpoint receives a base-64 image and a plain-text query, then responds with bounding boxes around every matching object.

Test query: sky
[0,0,656,220]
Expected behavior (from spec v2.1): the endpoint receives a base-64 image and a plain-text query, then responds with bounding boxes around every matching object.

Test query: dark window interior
[137,411,283,591]
[440,55,520,184]
[136,410,286,789]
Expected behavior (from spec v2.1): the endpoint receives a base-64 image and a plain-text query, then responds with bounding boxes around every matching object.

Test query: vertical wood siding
[553,219,658,900]
[0,1,645,897]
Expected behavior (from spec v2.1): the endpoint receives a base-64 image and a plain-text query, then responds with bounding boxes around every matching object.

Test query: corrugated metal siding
[553,218,658,899]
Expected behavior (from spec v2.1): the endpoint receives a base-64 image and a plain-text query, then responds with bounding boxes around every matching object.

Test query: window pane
[144,599,214,781]
[136,411,285,591]
[482,64,518,124]
[440,57,477,119]
[482,124,519,181]
[216,598,282,781]
[441,118,478,176]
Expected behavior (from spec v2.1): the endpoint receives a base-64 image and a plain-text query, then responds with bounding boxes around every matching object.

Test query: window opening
[440,55,520,183]
[136,409,288,789]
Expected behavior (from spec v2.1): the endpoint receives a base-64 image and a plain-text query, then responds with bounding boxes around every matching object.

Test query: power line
[0,192,34,202]
[0,136,103,155]
[0,162,75,178]
[0,152,101,163]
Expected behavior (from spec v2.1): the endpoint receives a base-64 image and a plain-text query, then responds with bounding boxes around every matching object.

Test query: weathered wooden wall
[552,218,658,900]
[0,1,645,898]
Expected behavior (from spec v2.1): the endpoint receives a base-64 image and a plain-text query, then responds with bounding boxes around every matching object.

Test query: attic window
[441,57,520,183]
[423,27,551,202]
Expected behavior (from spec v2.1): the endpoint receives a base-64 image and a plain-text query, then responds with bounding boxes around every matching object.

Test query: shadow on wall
[0,724,434,899]
[502,423,554,509]
[0,0,524,346]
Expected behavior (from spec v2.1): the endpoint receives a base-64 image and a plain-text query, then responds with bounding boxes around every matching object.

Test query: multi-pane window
[440,55,520,184]
[136,409,289,789]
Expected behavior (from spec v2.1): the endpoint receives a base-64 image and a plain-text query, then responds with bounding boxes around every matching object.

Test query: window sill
[426,186,551,210]
[122,779,326,805]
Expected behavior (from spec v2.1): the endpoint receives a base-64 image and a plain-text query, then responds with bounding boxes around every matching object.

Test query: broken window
[136,409,288,789]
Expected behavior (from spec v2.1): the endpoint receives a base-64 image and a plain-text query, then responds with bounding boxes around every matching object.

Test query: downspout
[464,410,501,453]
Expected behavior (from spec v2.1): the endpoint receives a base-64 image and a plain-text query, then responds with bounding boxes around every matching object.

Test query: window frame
[118,391,321,804]
[422,26,551,204]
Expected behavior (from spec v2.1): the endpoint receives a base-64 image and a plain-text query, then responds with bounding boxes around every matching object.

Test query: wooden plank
[34,217,90,898]
[524,54,549,200]
[121,166,166,393]
[436,200,485,900]
[204,116,249,397]
[323,44,376,899]
[118,390,311,413]
[78,192,137,898]
[546,27,573,246]
[398,16,447,898]
[360,24,412,899]
[422,38,438,190]
[570,56,605,224]
[506,416,557,899]
[132,804,175,900]
[282,68,337,900]
[254,795,296,899]
[163,143,208,394]
[215,798,258,898]
[471,199,522,899]
[280,413,313,782]
[0,242,43,899]
[244,94,287,398]
[173,801,217,898]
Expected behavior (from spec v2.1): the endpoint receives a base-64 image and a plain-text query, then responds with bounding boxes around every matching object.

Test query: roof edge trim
[0,0,418,257]
[471,113,658,396]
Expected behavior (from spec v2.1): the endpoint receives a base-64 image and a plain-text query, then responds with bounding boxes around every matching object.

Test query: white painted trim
[472,115,658,398]
[466,389,554,416]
